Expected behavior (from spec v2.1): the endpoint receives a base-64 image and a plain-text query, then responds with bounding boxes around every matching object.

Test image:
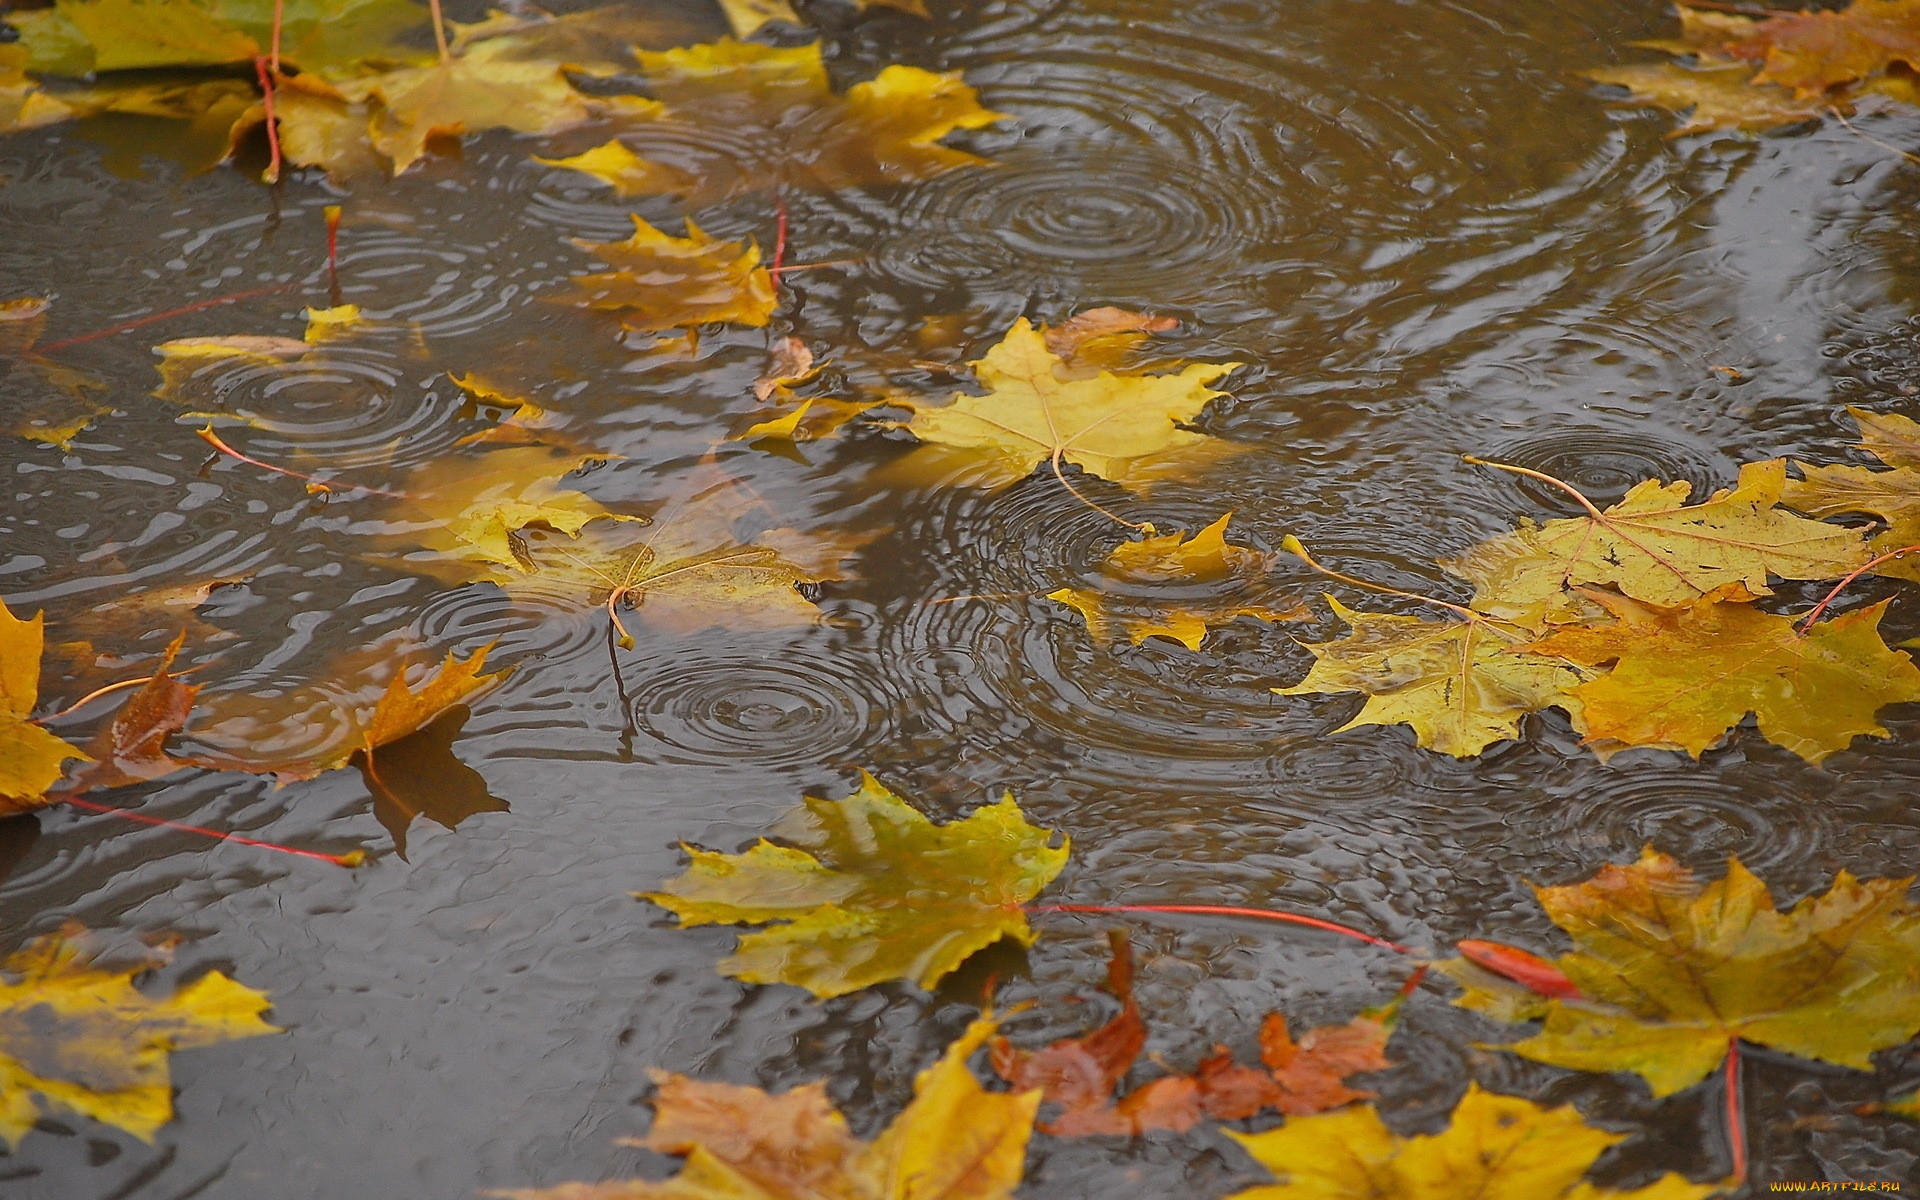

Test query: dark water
[6,0,1920,1194]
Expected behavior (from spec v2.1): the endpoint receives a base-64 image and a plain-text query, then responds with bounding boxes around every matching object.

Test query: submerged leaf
[0,929,279,1147]
[494,1014,1036,1200]
[1047,514,1304,650]
[643,773,1067,998]
[378,446,641,575]
[1785,406,1920,581]
[1275,591,1593,758]
[560,215,775,332]
[1586,60,1830,134]
[1526,585,1920,764]
[1441,848,1920,1097]
[540,39,1003,203]
[0,598,91,815]
[1225,1083,1718,1199]
[891,318,1242,490]
[0,296,109,448]
[64,633,197,794]
[1444,459,1870,629]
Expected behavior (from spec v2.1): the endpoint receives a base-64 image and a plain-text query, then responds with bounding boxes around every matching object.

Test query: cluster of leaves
[1279,424,1920,763]
[1588,0,1920,134]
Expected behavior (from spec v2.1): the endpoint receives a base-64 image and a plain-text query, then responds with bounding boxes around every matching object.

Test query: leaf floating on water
[992,934,1393,1136]
[1785,406,1920,581]
[1047,514,1305,650]
[0,928,279,1147]
[889,317,1242,491]
[1524,584,1920,764]
[64,632,198,794]
[1224,1083,1719,1200]
[1275,592,1593,759]
[560,215,775,333]
[540,39,1003,204]
[493,1014,1036,1200]
[0,46,77,134]
[642,772,1067,998]
[1586,61,1831,135]
[1444,459,1870,630]
[0,597,92,816]
[1041,305,1179,378]
[1439,848,1920,1097]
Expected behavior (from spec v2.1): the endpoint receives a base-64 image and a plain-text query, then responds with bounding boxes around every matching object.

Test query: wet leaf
[1,297,110,448]
[357,706,506,860]
[1225,1083,1718,1199]
[1725,0,1920,96]
[378,446,641,575]
[1439,848,1920,1097]
[1443,459,1870,630]
[0,598,91,815]
[541,39,1003,203]
[1041,305,1179,376]
[1274,589,1594,759]
[493,1014,1036,1200]
[890,318,1242,490]
[1525,584,1920,764]
[0,928,279,1147]
[0,46,77,133]
[1047,514,1304,650]
[151,303,369,408]
[491,472,861,639]
[714,0,800,39]
[560,215,775,332]
[642,773,1067,998]
[1586,61,1831,134]
[64,632,197,794]
[6,0,428,76]
[447,4,712,76]
[993,934,1392,1136]
[1785,405,1920,581]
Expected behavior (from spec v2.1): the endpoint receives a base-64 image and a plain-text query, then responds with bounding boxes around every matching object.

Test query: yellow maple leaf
[1524,584,1920,764]
[1586,61,1831,135]
[538,38,1002,203]
[0,296,109,448]
[0,929,279,1147]
[0,45,77,133]
[379,446,642,575]
[1225,1084,1718,1199]
[1274,592,1593,759]
[0,597,91,815]
[1047,514,1304,650]
[1443,458,1870,629]
[1440,849,1920,1098]
[1784,406,1920,581]
[561,215,776,332]
[493,1015,1035,1200]
[890,317,1242,491]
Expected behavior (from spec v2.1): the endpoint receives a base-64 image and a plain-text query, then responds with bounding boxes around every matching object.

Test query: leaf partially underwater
[1785,406,1920,581]
[642,773,1067,999]
[0,597,91,816]
[0,297,109,449]
[559,215,775,333]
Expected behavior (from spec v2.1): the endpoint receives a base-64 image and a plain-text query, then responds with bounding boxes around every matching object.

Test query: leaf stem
[1796,543,1920,632]
[770,188,789,278]
[60,797,364,867]
[1282,535,1481,621]
[196,425,410,498]
[253,57,282,185]
[1462,455,1608,520]
[428,0,451,64]
[324,205,343,304]
[31,666,210,724]
[1726,1037,1748,1186]
[1051,449,1148,530]
[34,285,290,353]
[269,0,284,73]
[1829,106,1920,167]
[1028,903,1409,952]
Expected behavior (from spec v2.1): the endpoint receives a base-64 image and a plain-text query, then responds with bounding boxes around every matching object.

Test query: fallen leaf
[1525,584,1920,764]
[0,598,92,815]
[6,0,428,76]
[1042,306,1179,377]
[492,472,862,641]
[1727,0,1920,96]
[1586,60,1832,134]
[890,317,1242,491]
[642,772,1067,998]
[1785,406,1920,581]
[448,372,600,452]
[560,215,775,332]
[448,4,715,76]
[541,39,1003,204]
[1274,591,1594,759]
[0,45,76,133]
[714,0,800,39]
[0,928,279,1147]
[492,1013,1036,1200]
[1440,848,1920,1097]
[1442,459,1870,629]
[151,304,371,408]
[64,632,197,793]
[1224,1083,1718,1199]
[993,933,1392,1136]
[1047,514,1304,650]
[0,296,110,448]
[754,337,818,402]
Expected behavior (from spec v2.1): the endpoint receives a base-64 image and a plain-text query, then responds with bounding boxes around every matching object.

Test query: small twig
[253,58,282,185]
[1029,903,1409,952]
[60,797,364,867]
[1796,543,1920,632]
[34,285,290,353]
[1829,105,1920,167]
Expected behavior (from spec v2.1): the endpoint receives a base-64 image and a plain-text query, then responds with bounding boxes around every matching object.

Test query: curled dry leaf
[0,597,92,815]
[1439,848,1920,1097]
[1225,1083,1718,1200]
[1785,405,1920,581]
[1275,590,1594,759]
[642,773,1067,998]
[492,1014,1035,1200]
[992,933,1393,1136]
[889,317,1242,491]
[1444,459,1870,630]
[1525,584,1920,765]
[537,39,1002,204]
[560,216,775,333]
[1047,514,1305,650]
[0,928,279,1147]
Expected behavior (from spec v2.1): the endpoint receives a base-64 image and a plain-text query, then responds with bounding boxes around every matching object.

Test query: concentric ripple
[1480,425,1725,513]
[1528,765,1836,874]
